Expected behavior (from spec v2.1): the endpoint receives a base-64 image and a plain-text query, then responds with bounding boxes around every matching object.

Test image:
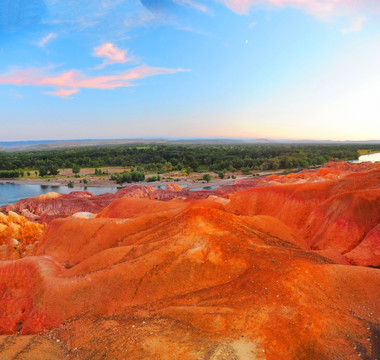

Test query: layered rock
[344,224,380,267]
[0,211,44,260]
[1,185,157,224]
[0,198,379,359]
[227,162,380,266]
[0,162,379,359]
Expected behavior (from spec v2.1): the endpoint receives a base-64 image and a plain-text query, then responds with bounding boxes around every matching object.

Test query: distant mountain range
[0,138,379,151]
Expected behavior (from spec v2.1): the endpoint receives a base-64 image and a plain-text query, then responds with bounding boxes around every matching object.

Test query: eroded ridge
[0,162,379,359]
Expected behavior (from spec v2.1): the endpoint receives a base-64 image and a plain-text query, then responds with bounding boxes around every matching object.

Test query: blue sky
[0,0,379,141]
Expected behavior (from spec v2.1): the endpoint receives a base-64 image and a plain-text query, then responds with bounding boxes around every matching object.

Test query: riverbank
[0,174,250,207]
[0,168,288,190]
[0,175,245,190]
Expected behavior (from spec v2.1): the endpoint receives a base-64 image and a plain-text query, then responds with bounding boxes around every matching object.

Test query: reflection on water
[154,184,190,190]
[189,186,218,191]
[354,152,380,163]
[350,152,380,163]
[0,183,119,206]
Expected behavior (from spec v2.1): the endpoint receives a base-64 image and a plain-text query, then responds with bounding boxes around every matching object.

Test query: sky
[0,0,379,141]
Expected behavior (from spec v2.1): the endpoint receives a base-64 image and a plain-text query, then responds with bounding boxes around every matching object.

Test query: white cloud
[38,33,57,47]
[340,15,366,35]
[175,0,208,13]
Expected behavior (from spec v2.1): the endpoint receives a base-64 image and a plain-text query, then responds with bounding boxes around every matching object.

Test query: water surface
[0,183,119,207]
[354,152,380,163]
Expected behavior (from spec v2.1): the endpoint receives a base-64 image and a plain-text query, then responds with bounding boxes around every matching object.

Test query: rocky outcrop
[344,223,380,267]
[0,185,157,224]
[0,211,44,260]
[302,189,380,254]
[227,162,380,266]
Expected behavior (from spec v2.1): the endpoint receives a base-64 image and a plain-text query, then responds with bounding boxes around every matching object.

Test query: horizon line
[1,137,380,144]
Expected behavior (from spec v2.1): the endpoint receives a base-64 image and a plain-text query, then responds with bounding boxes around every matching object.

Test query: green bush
[72,164,80,174]
[111,171,145,184]
[203,174,212,182]
[0,170,22,178]
[147,175,161,182]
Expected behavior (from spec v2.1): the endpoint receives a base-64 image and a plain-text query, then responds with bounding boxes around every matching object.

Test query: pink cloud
[93,43,134,69]
[216,0,377,22]
[0,65,188,97]
[46,88,80,98]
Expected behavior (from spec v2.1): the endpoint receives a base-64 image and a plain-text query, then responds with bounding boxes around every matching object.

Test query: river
[0,183,119,207]
[0,182,213,206]
[0,152,378,206]
[351,152,380,163]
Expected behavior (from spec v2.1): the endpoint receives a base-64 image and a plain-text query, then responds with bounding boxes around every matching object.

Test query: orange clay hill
[0,162,379,360]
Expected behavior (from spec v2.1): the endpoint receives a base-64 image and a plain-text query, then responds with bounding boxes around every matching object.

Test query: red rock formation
[0,162,379,359]
[303,189,380,254]
[226,181,332,233]
[227,162,380,265]
[1,185,157,224]
[0,211,44,260]
[96,197,187,219]
[0,197,378,359]
[344,223,380,267]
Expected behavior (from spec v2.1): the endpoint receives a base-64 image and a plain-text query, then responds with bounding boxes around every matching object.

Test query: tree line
[0,170,24,178]
[0,143,377,177]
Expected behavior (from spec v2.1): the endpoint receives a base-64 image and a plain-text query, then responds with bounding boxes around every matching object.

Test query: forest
[0,143,377,177]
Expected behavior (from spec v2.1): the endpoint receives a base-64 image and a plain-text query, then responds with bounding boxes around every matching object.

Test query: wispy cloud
[46,88,79,98]
[43,0,147,39]
[216,0,345,16]
[175,0,208,13]
[41,1,208,41]
[216,0,377,27]
[0,65,188,98]
[38,32,57,47]
[340,15,366,34]
[93,43,134,69]
[9,90,23,99]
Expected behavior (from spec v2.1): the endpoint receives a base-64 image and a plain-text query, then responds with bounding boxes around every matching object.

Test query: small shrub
[203,174,212,182]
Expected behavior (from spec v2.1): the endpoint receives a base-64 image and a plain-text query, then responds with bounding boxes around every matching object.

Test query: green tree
[203,174,212,182]
[72,164,81,174]
[38,167,48,177]
[48,164,59,176]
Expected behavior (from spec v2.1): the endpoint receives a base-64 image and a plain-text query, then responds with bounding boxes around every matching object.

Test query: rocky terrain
[0,162,379,359]
[0,211,44,261]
